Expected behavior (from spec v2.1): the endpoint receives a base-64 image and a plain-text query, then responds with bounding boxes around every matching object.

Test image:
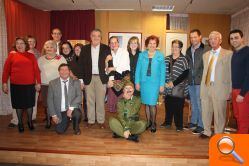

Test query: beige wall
[95,11,231,55]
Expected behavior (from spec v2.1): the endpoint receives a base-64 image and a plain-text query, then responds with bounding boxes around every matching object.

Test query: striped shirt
[165,54,189,96]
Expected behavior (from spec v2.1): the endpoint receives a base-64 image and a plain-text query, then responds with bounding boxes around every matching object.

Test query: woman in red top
[2,37,41,133]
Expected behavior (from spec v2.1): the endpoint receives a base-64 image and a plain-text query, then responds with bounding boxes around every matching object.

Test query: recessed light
[152,5,175,12]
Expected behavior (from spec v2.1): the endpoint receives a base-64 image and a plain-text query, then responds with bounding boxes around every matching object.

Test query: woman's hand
[159,86,164,93]
[107,80,114,88]
[135,84,140,91]
[166,81,174,88]
[35,84,41,92]
[123,130,131,139]
[2,83,8,94]
[105,54,113,63]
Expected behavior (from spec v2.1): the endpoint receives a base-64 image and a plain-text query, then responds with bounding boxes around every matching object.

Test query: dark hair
[172,39,183,49]
[109,36,119,44]
[74,43,84,50]
[51,28,62,34]
[13,37,30,51]
[145,35,159,47]
[58,63,70,71]
[229,29,243,38]
[26,35,37,43]
[60,41,73,55]
[190,29,201,36]
[127,36,140,54]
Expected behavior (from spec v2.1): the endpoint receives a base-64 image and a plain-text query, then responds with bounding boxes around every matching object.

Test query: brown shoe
[199,133,210,139]
[86,123,94,128]
[99,123,106,129]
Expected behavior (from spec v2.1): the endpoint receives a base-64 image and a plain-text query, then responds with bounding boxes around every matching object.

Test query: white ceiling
[19,0,249,14]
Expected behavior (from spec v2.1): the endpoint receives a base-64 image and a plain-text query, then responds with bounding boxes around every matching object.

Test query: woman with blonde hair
[38,40,67,128]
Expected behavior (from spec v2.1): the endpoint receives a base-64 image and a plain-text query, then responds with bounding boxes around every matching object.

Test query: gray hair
[209,31,222,40]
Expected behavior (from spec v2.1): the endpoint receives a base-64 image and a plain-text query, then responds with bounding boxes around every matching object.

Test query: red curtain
[4,0,50,51]
[50,10,95,41]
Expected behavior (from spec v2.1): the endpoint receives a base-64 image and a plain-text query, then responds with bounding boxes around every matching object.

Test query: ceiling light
[152,5,175,12]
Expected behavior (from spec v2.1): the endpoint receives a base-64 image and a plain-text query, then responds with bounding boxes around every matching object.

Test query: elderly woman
[127,36,141,96]
[162,40,189,132]
[38,40,67,128]
[135,35,166,133]
[2,37,41,133]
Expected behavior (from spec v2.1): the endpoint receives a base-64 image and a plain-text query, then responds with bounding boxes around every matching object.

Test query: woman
[162,40,189,132]
[60,41,74,63]
[106,36,130,113]
[2,37,41,133]
[73,43,88,122]
[135,35,165,133]
[38,40,67,128]
[127,36,141,96]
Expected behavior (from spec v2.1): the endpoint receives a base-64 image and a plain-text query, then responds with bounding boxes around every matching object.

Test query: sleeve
[240,53,249,96]
[173,69,189,86]
[2,53,13,84]
[115,50,130,73]
[70,80,83,108]
[160,55,166,87]
[32,55,41,84]
[135,53,142,85]
[165,57,170,83]
[47,81,56,117]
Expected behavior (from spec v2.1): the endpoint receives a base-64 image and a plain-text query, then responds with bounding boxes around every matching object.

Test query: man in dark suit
[47,63,82,135]
[79,29,111,128]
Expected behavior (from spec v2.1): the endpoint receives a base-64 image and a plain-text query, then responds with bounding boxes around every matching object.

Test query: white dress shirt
[56,42,60,55]
[60,77,69,112]
[208,46,221,82]
[111,47,130,74]
[91,44,100,74]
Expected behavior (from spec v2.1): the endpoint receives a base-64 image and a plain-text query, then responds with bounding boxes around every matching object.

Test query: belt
[209,81,215,86]
[92,74,99,76]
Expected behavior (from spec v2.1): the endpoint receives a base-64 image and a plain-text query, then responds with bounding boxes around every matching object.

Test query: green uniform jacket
[117,96,141,131]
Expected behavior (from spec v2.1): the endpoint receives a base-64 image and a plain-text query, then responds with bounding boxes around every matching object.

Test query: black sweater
[231,46,249,96]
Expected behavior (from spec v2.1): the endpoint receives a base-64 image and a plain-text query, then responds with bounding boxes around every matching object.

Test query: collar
[211,46,221,54]
[60,77,70,83]
[91,44,100,49]
[192,42,201,50]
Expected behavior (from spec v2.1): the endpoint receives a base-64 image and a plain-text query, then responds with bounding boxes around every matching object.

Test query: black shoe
[8,123,17,128]
[74,129,81,135]
[160,122,167,128]
[127,134,139,142]
[146,121,152,130]
[83,117,88,122]
[199,133,210,139]
[112,132,122,138]
[151,123,157,133]
[18,124,24,133]
[176,127,183,132]
[45,120,51,129]
[27,122,35,131]
[192,126,204,135]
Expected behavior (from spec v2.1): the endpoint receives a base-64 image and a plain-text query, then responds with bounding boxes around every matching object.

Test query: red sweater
[2,51,41,85]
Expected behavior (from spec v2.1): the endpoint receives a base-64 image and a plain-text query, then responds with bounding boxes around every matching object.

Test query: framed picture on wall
[108,32,142,51]
[165,32,188,56]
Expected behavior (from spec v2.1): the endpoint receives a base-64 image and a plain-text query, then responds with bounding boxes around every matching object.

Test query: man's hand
[135,84,140,91]
[35,84,41,92]
[2,83,8,94]
[80,83,84,90]
[107,80,114,88]
[105,54,113,63]
[52,115,59,124]
[123,130,131,139]
[67,109,73,118]
[236,95,244,103]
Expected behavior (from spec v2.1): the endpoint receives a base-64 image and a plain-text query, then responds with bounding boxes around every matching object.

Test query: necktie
[63,80,68,110]
[205,51,216,86]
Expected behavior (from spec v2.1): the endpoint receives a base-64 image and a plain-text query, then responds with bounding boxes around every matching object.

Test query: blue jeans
[189,85,203,128]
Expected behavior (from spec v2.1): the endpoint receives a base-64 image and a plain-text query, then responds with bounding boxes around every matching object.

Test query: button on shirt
[60,78,69,112]
[91,44,100,74]
[111,47,130,74]
[208,46,221,82]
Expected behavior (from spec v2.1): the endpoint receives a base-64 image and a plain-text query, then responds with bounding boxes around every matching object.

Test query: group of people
[2,27,248,142]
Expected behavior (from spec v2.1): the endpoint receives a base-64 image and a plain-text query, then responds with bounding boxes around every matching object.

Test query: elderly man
[109,81,146,142]
[47,63,82,135]
[229,29,249,134]
[79,29,111,128]
[199,31,233,139]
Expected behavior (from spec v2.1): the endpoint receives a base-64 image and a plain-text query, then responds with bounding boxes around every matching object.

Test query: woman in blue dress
[135,35,166,133]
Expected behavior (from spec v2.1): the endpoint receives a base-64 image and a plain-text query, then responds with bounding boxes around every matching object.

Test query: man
[229,29,249,134]
[185,29,209,134]
[51,28,62,55]
[79,29,111,128]
[200,31,232,139]
[109,81,146,142]
[47,63,82,135]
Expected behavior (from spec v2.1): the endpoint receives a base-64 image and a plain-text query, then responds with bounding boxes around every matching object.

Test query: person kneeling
[109,82,146,142]
[47,63,82,135]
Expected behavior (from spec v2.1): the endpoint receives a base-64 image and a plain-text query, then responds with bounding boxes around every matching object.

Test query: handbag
[169,56,185,98]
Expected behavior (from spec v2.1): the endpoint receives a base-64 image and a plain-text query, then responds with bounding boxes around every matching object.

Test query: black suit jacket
[79,43,111,85]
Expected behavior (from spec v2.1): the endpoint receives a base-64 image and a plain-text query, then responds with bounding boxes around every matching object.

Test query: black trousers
[165,95,185,129]
[55,108,82,134]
